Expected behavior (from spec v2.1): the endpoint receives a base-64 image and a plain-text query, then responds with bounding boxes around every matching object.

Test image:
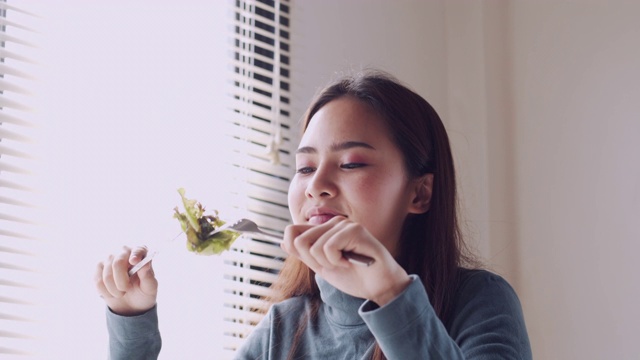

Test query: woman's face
[288,96,418,256]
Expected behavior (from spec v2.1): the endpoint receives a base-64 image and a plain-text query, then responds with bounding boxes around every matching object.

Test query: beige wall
[293,1,640,359]
[510,2,640,359]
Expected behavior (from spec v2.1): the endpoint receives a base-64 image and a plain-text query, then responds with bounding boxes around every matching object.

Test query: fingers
[128,246,154,280]
[284,216,353,271]
[309,220,352,269]
[129,246,148,265]
[135,255,156,287]
[94,261,112,299]
[97,253,125,299]
[95,245,149,299]
[111,247,133,292]
[282,223,312,259]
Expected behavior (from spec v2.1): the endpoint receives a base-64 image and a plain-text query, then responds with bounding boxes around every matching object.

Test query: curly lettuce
[173,188,240,255]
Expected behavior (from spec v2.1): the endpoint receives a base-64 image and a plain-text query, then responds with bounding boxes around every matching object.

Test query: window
[0,1,294,357]
[0,1,40,356]
[220,0,294,356]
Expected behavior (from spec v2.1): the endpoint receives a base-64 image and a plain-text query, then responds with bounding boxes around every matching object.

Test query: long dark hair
[268,69,476,359]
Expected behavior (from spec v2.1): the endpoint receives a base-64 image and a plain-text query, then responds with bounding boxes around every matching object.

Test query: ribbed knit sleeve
[106,305,162,360]
[359,272,532,360]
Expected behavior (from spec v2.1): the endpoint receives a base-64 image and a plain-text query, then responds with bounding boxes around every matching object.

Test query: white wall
[13,1,233,359]
[293,1,640,359]
[290,0,449,120]
[291,0,499,265]
[510,2,640,359]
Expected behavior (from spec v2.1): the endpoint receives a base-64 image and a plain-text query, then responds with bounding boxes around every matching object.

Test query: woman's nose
[305,166,337,199]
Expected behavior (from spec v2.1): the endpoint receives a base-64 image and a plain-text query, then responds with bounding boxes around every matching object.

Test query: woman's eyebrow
[295,141,376,154]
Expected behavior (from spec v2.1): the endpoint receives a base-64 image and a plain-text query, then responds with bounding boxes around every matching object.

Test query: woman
[97,70,532,359]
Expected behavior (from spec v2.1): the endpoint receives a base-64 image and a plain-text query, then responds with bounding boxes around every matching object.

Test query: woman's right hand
[95,246,158,316]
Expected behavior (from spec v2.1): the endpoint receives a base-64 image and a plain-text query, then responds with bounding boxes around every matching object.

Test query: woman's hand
[95,246,158,316]
[282,216,411,306]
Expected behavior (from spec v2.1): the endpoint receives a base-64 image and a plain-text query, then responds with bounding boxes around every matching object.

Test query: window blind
[219,0,294,357]
[0,1,39,357]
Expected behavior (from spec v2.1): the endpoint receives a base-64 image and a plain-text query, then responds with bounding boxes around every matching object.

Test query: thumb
[284,224,315,239]
[136,258,155,280]
[129,246,149,265]
[136,259,159,296]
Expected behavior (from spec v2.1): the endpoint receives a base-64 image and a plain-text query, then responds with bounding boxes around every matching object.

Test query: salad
[173,188,240,255]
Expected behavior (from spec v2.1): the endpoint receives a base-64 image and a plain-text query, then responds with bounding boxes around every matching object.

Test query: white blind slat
[221,139,294,168]
[0,32,36,47]
[0,2,38,16]
[0,161,32,175]
[233,182,291,209]
[224,255,284,273]
[221,321,256,337]
[223,265,279,285]
[0,63,34,79]
[0,48,36,64]
[231,83,290,112]
[219,117,293,145]
[230,236,287,258]
[0,113,35,127]
[222,278,274,299]
[0,127,31,142]
[223,292,274,310]
[225,153,293,179]
[227,79,292,111]
[222,307,265,324]
[232,22,285,46]
[225,165,291,193]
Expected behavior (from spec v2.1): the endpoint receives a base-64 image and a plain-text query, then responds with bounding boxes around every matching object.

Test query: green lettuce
[173,188,240,255]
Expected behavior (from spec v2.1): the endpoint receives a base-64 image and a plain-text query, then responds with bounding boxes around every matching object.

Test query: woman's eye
[341,163,367,169]
[296,166,315,174]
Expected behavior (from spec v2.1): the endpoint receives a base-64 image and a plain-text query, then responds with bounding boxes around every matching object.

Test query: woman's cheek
[287,179,306,223]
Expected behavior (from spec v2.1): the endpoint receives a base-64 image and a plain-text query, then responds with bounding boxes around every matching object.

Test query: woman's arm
[96,246,161,359]
[106,305,162,360]
[359,272,532,360]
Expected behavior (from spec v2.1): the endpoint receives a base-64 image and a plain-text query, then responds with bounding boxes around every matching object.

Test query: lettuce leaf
[173,188,240,255]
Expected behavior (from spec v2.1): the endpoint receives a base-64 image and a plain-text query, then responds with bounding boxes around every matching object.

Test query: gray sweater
[107,270,532,359]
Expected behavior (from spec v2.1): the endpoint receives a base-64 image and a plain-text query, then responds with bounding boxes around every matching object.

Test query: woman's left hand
[282,216,411,306]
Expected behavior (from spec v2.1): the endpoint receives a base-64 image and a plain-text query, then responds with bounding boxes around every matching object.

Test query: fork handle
[128,250,158,276]
[342,251,375,266]
[253,230,375,267]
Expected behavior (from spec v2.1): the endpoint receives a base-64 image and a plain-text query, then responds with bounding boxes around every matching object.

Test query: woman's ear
[408,173,434,214]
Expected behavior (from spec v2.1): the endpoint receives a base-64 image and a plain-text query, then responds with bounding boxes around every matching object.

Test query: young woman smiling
[97,70,532,359]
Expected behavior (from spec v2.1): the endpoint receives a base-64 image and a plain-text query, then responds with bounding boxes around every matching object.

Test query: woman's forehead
[305,98,387,133]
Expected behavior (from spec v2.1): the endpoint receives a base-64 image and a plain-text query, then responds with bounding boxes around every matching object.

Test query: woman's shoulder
[459,267,514,286]
[455,268,521,306]
[447,268,531,356]
[268,294,318,319]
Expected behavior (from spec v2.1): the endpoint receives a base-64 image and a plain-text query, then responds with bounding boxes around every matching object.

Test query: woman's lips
[306,207,345,225]
[308,214,336,225]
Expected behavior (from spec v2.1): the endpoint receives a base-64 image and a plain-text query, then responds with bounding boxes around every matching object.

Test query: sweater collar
[316,274,366,326]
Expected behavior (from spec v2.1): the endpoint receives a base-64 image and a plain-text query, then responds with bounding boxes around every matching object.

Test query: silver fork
[208,218,375,266]
[128,219,375,276]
